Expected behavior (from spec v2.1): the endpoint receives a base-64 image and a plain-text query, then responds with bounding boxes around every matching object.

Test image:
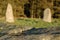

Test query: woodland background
[0,0,60,18]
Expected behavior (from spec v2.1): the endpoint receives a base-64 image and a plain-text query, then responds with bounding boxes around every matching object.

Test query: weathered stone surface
[1,34,60,40]
[7,28,23,35]
[43,8,52,22]
[0,27,60,40]
[6,3,14,23]
[0,23,60,40]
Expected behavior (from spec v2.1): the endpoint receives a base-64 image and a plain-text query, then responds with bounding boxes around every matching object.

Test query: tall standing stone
[6,3,14,23]
[43,8,52,22]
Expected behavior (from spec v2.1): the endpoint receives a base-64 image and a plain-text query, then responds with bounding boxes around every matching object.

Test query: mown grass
[15,18,60,28]
[0,17,60,28]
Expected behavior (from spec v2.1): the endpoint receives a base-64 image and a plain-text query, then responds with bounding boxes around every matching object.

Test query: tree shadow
[24,3,31,18]
[21,27,60,36]
[22,28,48,35]
[53,12,60,18]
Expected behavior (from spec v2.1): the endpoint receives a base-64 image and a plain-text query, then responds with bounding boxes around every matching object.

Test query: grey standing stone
[6,3,14,23]
[43,8,52,22]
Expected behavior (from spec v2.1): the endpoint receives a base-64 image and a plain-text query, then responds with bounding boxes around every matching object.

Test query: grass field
[15,18,60,28]
[0,17,60,28]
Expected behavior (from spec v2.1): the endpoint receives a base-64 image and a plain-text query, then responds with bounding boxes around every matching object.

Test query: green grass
[0,17,60,28]
[15,18,60,28]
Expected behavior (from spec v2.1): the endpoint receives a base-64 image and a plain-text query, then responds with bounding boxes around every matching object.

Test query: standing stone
[43,8,52,22]
[6,3,14,23]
